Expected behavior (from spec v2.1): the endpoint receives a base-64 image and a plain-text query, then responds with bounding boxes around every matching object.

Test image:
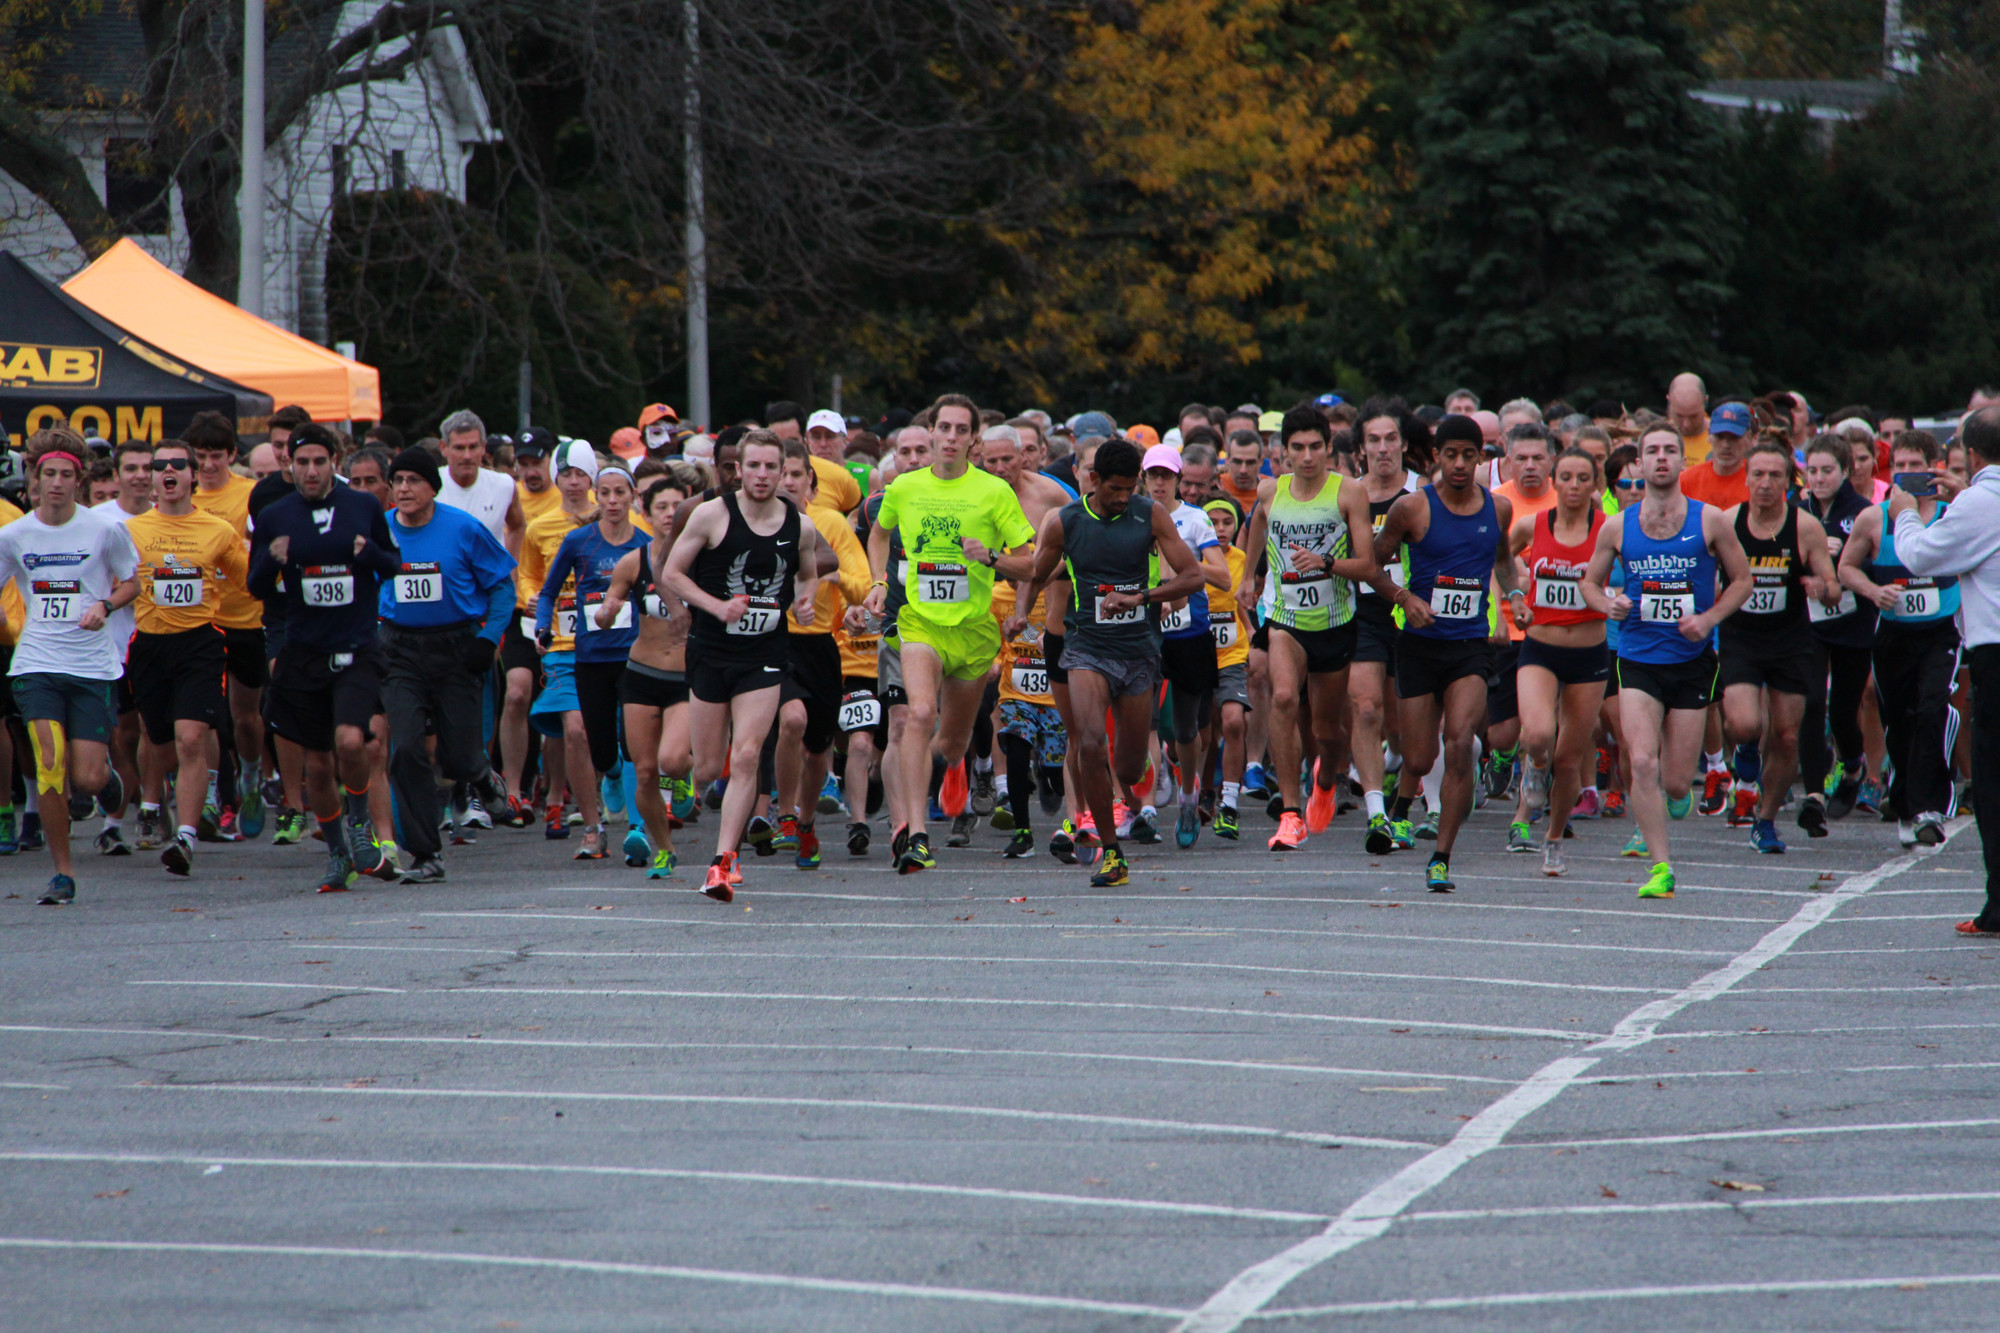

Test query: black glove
[464,635,498,675]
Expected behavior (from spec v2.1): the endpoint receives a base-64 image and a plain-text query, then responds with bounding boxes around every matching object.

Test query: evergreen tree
[1411,0,1741,402]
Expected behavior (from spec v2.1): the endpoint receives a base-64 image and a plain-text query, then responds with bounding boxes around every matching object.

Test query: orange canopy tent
[63,238,381,422]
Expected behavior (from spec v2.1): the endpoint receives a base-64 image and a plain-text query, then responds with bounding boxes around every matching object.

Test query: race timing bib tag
[1211,618,1240,649]
[1279,569,1332,610]
[1893,578,1941,619]
[642,592,672,620]
[1744,573,1788,615]
[29,579,82,622]
[395,562,442,604]
[152,567,205,608]
[839,690,882,731]
[916,561,969,604]
[556,597,577,639]
[1159,603,1192,634]
[1095,583,1145,625]
[1638,579,1695,623]
[1011,660,1049,697]
[1808,589,1857,622]
[299,564,353,608]
[1428,575,1483,619]
[729,596,783,636]
[1533,571,1583,611]
[584,590,631,631]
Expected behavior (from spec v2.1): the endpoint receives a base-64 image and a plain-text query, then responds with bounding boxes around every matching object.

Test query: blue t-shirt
[247,487,399,654]
[378,501,517,629]
[538,522,651,663]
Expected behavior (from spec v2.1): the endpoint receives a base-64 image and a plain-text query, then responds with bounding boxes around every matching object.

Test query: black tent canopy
[0,250,271,449]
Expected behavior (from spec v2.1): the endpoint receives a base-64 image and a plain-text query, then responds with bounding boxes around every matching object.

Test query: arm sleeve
[246,520,281,601]
[480,578,514,643]
[824,513,872,604]
[1891,498,2000,578]
[536,535,576,635]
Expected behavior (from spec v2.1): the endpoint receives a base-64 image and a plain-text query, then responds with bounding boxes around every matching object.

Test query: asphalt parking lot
[3,795,1996,1331]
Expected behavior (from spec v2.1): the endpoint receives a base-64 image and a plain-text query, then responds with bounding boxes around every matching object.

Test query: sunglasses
[1614,477,1644,490]
[150,458,192,472]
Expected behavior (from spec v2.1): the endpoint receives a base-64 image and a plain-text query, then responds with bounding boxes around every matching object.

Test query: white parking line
[1608,1059,2000,1083]
[1167,818,1965,1333]
[1405,1189,2000,1223]
[126,980,407,994]
[0,1151,1329,1224]
[1518,1116,2000,1151]
[0,1238,1190,1319]
[1251,1271,2000,1319]
[142,1082,1437,1151]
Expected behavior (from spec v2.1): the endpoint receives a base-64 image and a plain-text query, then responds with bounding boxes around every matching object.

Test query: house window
[104,139,170,234]
[391,149,407,191]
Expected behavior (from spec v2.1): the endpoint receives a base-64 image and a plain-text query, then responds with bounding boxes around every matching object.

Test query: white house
[0,3,498,344]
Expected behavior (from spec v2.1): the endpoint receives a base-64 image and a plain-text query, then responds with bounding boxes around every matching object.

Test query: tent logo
[0,343,102,389]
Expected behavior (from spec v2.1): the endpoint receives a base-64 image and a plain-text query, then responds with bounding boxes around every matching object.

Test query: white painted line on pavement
[0,1082,67,1091]
[1408,1189,2000,1222]
[1729,982,2000,993]
[1668,1020,2000,1041]
[0,1024,282,1043]
[1167,816,1968,1333]
[141,1082,1435,1151]
[1518,1116,2000,1150]
[127,980,407,994]
[0,1238,1191,1319]
[1821,912,1966,922]
[1605,1058,2000,1082]
[0,1151,1330,1224]
[1251,1271,2000,1319]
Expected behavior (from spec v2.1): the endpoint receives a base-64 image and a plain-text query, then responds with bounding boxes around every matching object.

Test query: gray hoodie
[1892,463,2000,649]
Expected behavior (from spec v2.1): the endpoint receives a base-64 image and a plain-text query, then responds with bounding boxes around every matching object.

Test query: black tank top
[1356,484,1411,617]
[1728,502,1806,635]
[1062,492,1158,655]
[689,491,801,651]
[633,538,677,621]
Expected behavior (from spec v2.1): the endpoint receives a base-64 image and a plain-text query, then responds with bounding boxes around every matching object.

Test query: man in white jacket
[1886,406,2000,936]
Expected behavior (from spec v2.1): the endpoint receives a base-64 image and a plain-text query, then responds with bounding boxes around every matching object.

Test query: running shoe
[599,776,626,823]
[746,815,777,857]
[724,850,744,886]
[1698,768,1727,816]
[94,827,130,856]
[1382,766,1401,806]
[948,810,977,848]
[1601,789,1627,818]
[196,802,223,843]
[400,855,446,885]
[1130,806,1160,845]
[1898,819,1917,848]
[462,796,495,831]
[1915,812,1946,847]
[1391,819,1416,850]
[1076,813,1099,848]
[795,824,822,869]
[0,809,16,854]
[990,802,1015,831]
[703,856,736,902]
[1507,821,1535,852]
[623,827,651,867]
[898,830,936,874]
[1728,785,1758,828]
[928,796,947,823]
[704,779,727,811]
[772,813,800,853]
[318,853,356,894]
[1090,846,1130,888]
[649,848,677,879]
[574,830,607,860]
[1003,828,1035,858]
[891,824,910,864]
[1364,814,1393,856]
[971,767,996,816]
[1826,764,1862,820]
[1035,765,1062,816]
[1213,806,1240,840]
[1855,778,1884,816]
[1414,808,1439,841]
[818,773,846,816]
[1242,762,1269,801]
[222,805,248,842]
[446,812,475,847]
[1483,753,1516,803]
[544,804,570,840]
[1570,789,1600,821]
[1268,810,1307,851]
[1425,855,1454,893]
[502,794,534,828]
[1305,762,1337,833]
[1797,793,1828,838]
[670,777,699,820]
[271,807,305,845]
[1666,791,1692,821]
[1751,819,1786,854]
[1175,802,1199,849]
[38,873,75,905]
[1336,779,1360,816]
[1543,841,1567,877]
[261,773,285,811]
[67,788,97,823]
[941,761,970,818]
[348,825,390,880]
[1049,821,1078,864]
[239,784,266,840]
[1596,745,1615,788]
[1522,762,1549,810]
[1638,862,1675,898]
[1954,920,2000,937]
[161,834,193,878]
[567,807,585,827]
[1266,791,1287,822]
[847,821,871,857]
[17,812,43,851]
[1621,828,1648,858]
[1112,800,1133,839]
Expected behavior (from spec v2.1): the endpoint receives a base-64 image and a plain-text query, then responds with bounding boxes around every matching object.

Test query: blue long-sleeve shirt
[247,487,400,654]
[536,521,650,663]
[379,501,518,639]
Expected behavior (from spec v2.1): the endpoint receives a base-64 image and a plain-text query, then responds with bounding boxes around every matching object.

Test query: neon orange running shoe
[941,760,969,817]
[1305,760,1337,833]
[1269,810,1308,851]
[703,856,735,902]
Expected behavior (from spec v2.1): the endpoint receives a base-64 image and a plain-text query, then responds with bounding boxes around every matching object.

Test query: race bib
[1359,561,1405,595]
[28,578,82,623]
[1160,603,1193,634]
[1011,662,1049,697]
[556,598,577,639]
[1211,618,1240,650]
[1894,579,1941,619]
[1428,575,1483,620]
[583,590,632,631]
[1744,578,1788,615]
[729,596,783,636]
[299,564,353,608]
[1808,589,1857,622]
[1094,583,1145,625]
[520,614,537,639]
[152,568,205,608]
[1638,579,1695,624]
[838,690,882,731]
[916,561,969,604]
[395,562,442,604]
[1279,569,1333,609]
[1533,572,1583,611]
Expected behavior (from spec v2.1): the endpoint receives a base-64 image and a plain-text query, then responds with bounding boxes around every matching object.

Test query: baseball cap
[1257,411,1282,433]
[806,408,846,436]
[1709,403,1752,437]
[513,425,558,457]
[556,440,600,480]
[1069,410,1117,441]
[638,403,679,430]
[1142,443,1182,474]
[1128,424,1161,448]
[1315,392,1346,409]
[608,426,644,462]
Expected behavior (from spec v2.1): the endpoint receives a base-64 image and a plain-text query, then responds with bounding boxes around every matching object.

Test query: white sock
[1221,781,1240,809]
[1384,744,1403,774]
[1179,788,1196,807]
[177,824,198,843]
[1365,789,1385,819]
[102,814,121,832]
[973,756,993,776]
[994,774,1010,799]
[1422,761,1443,807]
[1704,749,1724,773]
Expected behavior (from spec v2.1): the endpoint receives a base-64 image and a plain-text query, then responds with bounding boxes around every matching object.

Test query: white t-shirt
[90,499,149,656]
[438,467,517,546]
[1169,501,1221,556]
[0,505,140,680]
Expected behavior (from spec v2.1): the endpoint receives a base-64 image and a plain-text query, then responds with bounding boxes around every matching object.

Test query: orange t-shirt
[1494,480,1558,641]
[1681,461,1750,512]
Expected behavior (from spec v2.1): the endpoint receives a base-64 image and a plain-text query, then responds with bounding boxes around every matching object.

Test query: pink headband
[36,451,83,475]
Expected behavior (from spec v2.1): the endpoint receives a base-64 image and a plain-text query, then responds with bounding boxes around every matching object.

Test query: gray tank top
[1061,492,1159,656]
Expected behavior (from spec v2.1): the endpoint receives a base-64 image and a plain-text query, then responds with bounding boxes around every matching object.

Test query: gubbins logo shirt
[1617,501,1716,664]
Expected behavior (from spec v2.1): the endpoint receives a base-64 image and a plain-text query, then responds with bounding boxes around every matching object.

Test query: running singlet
[1259,474,1353,631]
[1617,500,1715,664]
[687,491,801,656]
[1062,492,1159,656]
[1872,502,1959,626]
[1403,487,1498,642]
[1158,502,1220,639]
[1355,478,1418,605]
[1804,481,1872,644]
[1208,547,1250,669]
[1727,503,1808,636]
[875,467,1034,627]
[1526,507,1604,628]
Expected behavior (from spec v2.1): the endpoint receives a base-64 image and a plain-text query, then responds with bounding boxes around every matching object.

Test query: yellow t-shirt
[0,497,23,646]
[520,506,589,648]
[812,455,862,516]
[1208,546,1249,669]
[1681,429,1711,466]
[126,508,249,635]
[791,503,871,635]
[991,581,1052,705]
[189,473,260,630]
[875,466,1035,627]
[517,479,563,527]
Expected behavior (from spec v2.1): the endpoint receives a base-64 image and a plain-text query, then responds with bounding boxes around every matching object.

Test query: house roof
[1691,79,1895,122]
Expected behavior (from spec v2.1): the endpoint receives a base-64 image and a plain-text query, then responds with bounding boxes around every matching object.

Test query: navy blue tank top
[1404,486,1497,642]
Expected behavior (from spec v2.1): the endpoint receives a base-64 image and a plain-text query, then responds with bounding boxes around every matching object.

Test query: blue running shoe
[622,827,650,867]
[1751,818,1786,854]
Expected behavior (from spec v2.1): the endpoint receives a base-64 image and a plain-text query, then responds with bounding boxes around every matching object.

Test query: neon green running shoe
[1425,855,1454,893]
[1638,862,1675,898]
[1213,806,1239,840]
[1621,828,1648,858]
[648,848,677,879]
[1391,819,1416,850]
[1666,791,1691,820]
[1364,814,1393,855]
[1507,820,1535,852]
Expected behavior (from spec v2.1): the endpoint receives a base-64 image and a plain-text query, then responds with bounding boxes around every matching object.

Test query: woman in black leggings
[1798,433,1876,827]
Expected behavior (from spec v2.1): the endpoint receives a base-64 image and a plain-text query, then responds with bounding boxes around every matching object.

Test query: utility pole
[238,0,265,316]
[684,0,710,430]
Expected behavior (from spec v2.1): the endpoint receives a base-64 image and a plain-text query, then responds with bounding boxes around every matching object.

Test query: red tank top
[1526,507,1605,627]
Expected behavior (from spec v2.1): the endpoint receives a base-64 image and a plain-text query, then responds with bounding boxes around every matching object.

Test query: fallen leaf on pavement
[1008,896,1027,903]
[1711,1179,1765,1192]
[346,1078,377,1088]
[1599,1186,1618,1198]
[94,1189,129,1199]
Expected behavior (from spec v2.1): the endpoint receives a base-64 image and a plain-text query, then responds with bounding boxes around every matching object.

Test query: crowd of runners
[4,383,1998,937]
